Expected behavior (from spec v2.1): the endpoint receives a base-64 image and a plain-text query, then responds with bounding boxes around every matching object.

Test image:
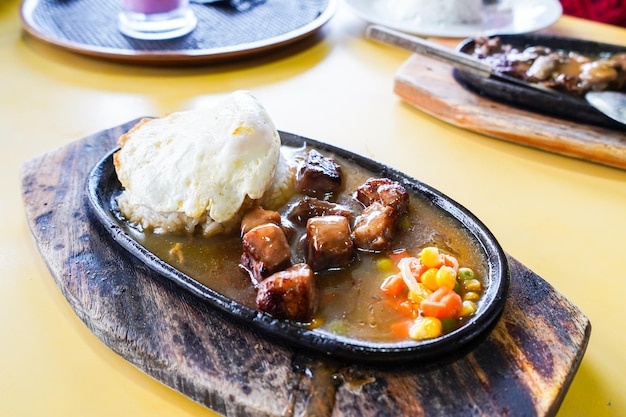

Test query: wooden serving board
[394,54,626,170]
[21,121,590,417]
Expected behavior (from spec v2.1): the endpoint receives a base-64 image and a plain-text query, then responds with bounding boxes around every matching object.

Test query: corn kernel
[420,247,441,269]
[306,317,325,329]
[420,268,439,291]
[409,316,442,340]
[408,283,432,304]
[463,291,480,302]
[461,300,478,317]
[436,265,457,290]
[463,278,482,292]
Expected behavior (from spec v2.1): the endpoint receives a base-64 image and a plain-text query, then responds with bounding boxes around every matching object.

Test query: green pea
[441,318,458,333]
[458,267,475,280]
[376,257,395,273]
[328,320,348,335]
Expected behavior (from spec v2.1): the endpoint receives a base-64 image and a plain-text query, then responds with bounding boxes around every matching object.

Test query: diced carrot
[389,249,410,266]
[391,320,413,339]
[397,300,419,318]
[380,273,407,297]
[420,299,446,318]
[420,287,463,319]
[384,298,418,318]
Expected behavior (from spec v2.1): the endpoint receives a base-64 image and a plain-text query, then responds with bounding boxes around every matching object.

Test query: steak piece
[287,196,351,225]
[306,215,354,271]
[256,263,317,322]
[241,206,282,236]
[241,206,295,240]
[525,54,560,82]
[296,149,343,197]
[241,223,292,284]
[352,202,398,252]
[355,178,409,215]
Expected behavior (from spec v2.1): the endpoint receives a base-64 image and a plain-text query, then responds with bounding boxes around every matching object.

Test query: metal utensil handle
[366,25,492,78]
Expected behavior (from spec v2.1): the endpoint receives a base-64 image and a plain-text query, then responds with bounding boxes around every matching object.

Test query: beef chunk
[241,223,292,284]
[287,196,351,226]
[525,54,560,82]
[306,215,354,271]
[296,150,343,197]
[352,202,398,252]
[472,36,505,58]
[241,206,295,241]
[241,206,282,236]
[256,263,317,322]
[355,178,409,215]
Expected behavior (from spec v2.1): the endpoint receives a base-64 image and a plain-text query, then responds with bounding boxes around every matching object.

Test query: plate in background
[455,34,626,130]
[344,0,562,38]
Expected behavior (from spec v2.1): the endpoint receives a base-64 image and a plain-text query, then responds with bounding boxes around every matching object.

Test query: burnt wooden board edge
[393,54,626,171]
[20,121,591,417]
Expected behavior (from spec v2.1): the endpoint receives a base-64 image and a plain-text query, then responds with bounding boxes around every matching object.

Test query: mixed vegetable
[379,246,483,341]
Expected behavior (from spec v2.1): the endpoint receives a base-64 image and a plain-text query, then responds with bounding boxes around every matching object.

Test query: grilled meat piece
[355,178,409,215]
[525,54,560,82]
[241,223,292,284]
[241,206,295,240]
[306,215,354,271]
[472,36,507,58]
[296,149,343,197]
[353,202,398,252]
[241,206,282,236]
[287,196,351,225]
[256,263,317,322]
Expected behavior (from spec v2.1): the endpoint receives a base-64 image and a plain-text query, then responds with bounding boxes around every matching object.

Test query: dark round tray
[20,0,335,64]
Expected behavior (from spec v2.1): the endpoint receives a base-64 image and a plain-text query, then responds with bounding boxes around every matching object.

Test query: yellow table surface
[2,0,626,415]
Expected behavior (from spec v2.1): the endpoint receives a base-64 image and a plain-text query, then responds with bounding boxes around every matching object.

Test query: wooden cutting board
[394,54,626,170]
[21,121,590,417]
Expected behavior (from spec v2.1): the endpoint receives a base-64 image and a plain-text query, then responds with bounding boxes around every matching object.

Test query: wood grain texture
[21,121,590,416]
[394,54,626,170]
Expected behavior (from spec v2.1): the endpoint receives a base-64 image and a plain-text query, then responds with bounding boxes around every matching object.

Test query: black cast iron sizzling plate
[85,130,510,363]
[455,34,626,130]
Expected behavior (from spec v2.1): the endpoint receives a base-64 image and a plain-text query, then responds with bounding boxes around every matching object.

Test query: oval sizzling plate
[85,130,510,363]
[455,34,626,130]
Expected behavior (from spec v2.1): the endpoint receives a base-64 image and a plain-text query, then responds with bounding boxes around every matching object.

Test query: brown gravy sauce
[120,146,488,343]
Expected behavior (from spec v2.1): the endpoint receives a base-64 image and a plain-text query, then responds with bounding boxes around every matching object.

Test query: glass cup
[119,0,197,40]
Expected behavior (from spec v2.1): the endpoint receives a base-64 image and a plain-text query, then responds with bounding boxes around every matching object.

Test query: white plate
[344,0,563,38]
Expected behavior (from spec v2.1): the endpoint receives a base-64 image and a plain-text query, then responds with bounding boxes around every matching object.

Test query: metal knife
[365,24,559,96]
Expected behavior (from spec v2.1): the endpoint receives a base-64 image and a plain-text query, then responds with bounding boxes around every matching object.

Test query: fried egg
[113,90,281,225]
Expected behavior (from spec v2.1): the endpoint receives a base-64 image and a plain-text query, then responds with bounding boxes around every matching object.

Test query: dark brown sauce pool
[120,146,489,343]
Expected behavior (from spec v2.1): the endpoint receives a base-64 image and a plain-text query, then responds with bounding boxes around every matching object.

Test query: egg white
[114,91,281,224]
